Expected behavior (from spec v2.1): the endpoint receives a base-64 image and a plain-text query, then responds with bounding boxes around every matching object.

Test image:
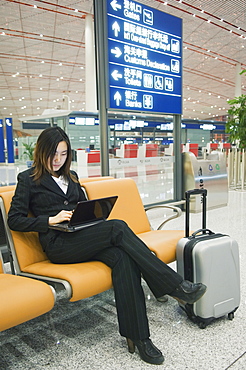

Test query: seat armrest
[145,205,182,230]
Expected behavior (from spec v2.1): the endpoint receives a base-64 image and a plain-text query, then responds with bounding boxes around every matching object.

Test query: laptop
[49,196,118,232]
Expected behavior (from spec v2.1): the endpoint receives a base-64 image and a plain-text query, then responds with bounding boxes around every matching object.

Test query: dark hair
[32,126,77,182]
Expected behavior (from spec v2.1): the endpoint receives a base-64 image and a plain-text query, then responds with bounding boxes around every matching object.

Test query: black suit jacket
[8,168,86,251]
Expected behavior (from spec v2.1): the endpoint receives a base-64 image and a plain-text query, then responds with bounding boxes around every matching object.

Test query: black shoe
[170,280,207,305]
[126,338,164,365]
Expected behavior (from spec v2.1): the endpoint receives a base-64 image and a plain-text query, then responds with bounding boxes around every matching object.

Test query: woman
[8,127,206,365]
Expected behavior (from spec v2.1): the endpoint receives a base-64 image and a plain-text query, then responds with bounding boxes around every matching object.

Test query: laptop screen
[69,196,118,227]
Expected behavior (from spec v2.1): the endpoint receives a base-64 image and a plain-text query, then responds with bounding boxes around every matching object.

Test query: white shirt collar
[52,175,68,194]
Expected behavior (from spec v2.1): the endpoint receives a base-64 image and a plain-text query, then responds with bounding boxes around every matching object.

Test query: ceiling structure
[0,0,246,132]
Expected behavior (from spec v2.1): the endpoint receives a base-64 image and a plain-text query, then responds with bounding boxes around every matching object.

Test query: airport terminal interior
[0,0,246,369]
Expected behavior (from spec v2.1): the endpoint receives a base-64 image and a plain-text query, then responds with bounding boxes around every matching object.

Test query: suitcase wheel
[228,312,234,320]
[198,321,207,329]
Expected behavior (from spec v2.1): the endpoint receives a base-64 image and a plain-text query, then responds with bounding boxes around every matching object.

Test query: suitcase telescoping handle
[185,189,207,237]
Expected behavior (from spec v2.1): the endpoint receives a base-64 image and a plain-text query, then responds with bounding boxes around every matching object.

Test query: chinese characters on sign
[107,0,182,114]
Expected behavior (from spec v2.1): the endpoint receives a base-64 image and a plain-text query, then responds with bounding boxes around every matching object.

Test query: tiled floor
[0,165,245,369]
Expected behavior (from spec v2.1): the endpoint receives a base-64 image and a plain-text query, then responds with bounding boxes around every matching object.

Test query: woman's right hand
[48,210,73,225]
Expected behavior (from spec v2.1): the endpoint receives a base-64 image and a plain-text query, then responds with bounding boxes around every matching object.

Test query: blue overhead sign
[5,118,14,163]
[107,0,182,114]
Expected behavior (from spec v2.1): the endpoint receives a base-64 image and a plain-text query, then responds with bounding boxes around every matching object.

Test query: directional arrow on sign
[114,91,122,106]
[111,47,122,58]
[111,70,122,81]
[110,0,122,11]
[112,21,120,37]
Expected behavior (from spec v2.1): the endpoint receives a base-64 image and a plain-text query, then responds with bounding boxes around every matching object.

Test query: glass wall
[107,116,175,204]
[16,113,227,206]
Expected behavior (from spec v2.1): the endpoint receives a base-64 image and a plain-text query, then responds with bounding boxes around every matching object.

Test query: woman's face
[49,140,68,173]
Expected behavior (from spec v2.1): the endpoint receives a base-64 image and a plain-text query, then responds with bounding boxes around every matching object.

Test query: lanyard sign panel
[107,0,182,114]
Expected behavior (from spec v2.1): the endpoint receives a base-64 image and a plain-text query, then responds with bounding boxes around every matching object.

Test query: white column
[85,14,97,112]
[235,63,242,97]
[62,95,70,110]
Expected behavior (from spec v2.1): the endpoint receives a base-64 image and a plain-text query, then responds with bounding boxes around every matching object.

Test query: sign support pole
[0,119,5,163]
[173,114,182,201]
[94,0,110,176]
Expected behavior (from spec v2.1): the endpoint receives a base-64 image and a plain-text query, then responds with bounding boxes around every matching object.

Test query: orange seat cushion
[138,230,185,264]
[0,274,55,331]
[23,260,113,302]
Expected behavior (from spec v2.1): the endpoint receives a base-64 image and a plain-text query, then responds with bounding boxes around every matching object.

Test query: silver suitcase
[176,189,240,328]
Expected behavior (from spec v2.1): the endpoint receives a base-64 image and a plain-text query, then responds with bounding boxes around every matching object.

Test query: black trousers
[46,220,183,340]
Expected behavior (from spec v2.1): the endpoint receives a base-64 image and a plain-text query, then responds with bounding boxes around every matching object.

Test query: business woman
[8,127,206,365]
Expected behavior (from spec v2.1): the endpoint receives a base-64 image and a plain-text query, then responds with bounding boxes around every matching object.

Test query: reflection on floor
[0,190,245,369]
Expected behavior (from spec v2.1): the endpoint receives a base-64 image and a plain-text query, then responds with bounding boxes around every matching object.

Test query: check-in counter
[182,151,228,212]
